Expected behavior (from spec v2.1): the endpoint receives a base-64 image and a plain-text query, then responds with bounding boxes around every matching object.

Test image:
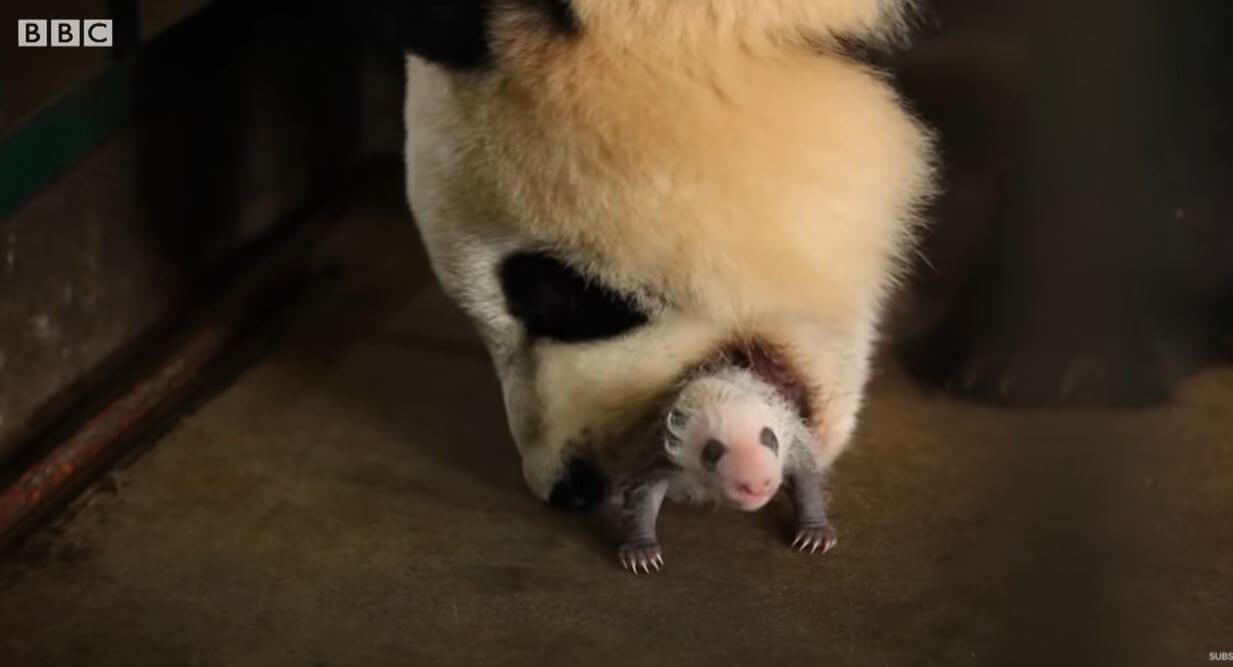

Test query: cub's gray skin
[611,369,839,574]
[618,468,837,574]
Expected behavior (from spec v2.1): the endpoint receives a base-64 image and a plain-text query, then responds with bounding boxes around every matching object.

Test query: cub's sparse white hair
[650,367,817,508]
[663,368,799,453]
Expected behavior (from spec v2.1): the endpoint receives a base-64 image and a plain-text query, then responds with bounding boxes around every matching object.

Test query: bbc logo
[18,19,113,47]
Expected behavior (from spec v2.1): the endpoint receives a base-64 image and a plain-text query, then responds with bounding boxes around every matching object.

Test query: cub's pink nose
[737,479,774,497]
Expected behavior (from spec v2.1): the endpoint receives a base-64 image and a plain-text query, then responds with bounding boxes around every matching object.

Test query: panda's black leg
[900,292,1205,407]
[892,0,1233,408]
[899,173,1228,409]
[903,178,1210,406]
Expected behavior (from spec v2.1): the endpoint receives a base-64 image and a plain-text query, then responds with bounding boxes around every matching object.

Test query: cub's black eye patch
[759,427,779,455]
[499,251,650,343]
[701,439,727,470]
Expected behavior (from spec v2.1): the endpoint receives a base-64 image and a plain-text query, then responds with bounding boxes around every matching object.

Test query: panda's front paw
[618,541,663,574]
[902,319,1193,407]
[792,523,838,555]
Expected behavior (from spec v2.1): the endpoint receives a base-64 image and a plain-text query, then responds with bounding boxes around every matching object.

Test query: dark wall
[0,0,216,135]
[889,0,1233,405]
[0,0,403,468]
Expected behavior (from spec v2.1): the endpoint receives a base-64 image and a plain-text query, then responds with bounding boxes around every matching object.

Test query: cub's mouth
[723,482,780,512]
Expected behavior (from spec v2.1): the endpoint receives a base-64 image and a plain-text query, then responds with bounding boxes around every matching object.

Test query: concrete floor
[2,182,1231,666]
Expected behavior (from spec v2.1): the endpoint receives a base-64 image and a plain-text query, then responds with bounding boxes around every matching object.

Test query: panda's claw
[618,542,664,575]
[792,524,838,556]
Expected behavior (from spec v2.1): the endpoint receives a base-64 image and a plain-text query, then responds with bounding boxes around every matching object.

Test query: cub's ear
[666,407,690,433]
[663,408,690,453]
[363,0,492,70]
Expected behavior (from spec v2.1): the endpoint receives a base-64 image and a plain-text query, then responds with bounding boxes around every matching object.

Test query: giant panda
[379,0,936,510]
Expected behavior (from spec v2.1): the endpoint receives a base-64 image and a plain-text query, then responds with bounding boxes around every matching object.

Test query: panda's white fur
[403,0,935,501]
[556,0,913,52]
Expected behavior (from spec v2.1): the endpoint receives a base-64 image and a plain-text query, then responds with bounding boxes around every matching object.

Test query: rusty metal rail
[0,323,233,539]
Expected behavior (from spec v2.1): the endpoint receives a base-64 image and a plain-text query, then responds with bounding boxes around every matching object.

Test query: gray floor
[3,184,1231,666]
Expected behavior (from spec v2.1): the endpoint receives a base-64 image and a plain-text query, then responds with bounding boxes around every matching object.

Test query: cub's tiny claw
[618,543,664,575]
[792,525,838,555]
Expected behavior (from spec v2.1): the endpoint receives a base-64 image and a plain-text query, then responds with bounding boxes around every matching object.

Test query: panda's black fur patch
[365,0,491,69]
[548,457,605,511]
[539,0,580,33]
[499,251,650,343]
[366,0,578,70]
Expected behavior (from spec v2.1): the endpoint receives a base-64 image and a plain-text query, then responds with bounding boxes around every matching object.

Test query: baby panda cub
[614,367,835,574]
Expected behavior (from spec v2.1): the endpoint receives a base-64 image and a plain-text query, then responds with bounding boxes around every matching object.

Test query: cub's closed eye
[759,427,778,454]
[667,407,689,431]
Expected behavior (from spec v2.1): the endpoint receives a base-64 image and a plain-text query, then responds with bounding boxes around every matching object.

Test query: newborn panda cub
[617,368,836,574]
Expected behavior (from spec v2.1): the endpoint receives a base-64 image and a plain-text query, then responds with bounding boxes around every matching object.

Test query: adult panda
[381,1,936,511]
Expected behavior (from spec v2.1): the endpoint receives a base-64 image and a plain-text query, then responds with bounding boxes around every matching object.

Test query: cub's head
[663,369,805,511]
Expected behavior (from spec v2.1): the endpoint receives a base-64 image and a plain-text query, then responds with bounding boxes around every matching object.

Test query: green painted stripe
[0,60,138,218]
[0,0,333,220]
